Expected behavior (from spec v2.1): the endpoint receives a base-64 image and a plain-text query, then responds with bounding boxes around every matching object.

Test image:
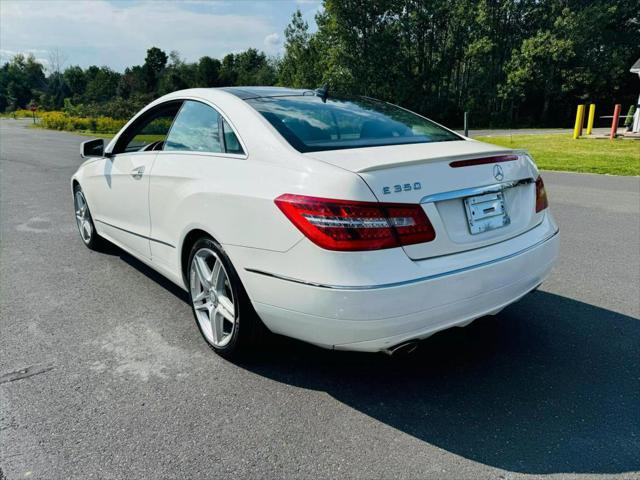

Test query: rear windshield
[246,95,461,152]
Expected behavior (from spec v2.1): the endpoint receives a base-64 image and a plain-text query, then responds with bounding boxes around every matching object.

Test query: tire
[73,184,104,251]
[187,237,262,358]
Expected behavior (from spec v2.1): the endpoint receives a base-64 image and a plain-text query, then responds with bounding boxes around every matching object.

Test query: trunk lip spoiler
[419,178,534,204]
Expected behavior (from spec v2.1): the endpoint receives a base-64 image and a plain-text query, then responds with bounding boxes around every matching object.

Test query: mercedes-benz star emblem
[493,164,504,181]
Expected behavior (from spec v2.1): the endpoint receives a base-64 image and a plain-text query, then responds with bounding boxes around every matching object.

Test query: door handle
[131,166,145,179]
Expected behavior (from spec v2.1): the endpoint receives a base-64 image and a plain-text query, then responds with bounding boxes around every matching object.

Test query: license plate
[464,191,510,234]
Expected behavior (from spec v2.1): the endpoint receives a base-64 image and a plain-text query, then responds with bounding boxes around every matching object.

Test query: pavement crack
[0,365,55,385]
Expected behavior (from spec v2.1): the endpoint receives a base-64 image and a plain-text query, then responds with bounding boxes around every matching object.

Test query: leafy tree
[197,56,221,87]
[142,47,168,92]
[0,54,45,109]
[234,48,277,85]
[158,51,197,94]
[42,72,70,109]
[501,29,576,122]
[280,0,640,127]
[84,67,120,103]
[119,65,147,97]
[218,54,238,86]
[279,10,321,88]
[63,66,86,100]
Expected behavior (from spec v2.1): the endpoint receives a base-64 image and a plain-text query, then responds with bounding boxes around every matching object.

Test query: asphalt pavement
[1,118,639,479]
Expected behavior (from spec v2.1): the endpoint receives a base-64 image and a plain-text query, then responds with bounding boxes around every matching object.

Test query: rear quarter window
[165,101,223,153]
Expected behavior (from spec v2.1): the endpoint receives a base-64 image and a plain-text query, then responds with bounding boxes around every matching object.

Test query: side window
[113,102,182,154]
[164,101,222,153]
[222,118,245,155]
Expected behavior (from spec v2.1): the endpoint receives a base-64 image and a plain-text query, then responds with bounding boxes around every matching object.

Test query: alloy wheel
[189,247,236,347]
[74,190,93,243]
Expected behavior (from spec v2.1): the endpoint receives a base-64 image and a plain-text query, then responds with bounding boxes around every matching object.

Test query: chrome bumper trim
[245,228,559,291]
[419,178,533,204]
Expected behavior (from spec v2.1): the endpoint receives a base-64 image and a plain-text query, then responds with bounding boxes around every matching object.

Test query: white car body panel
[72,87,559,352]
[94,151,157,258]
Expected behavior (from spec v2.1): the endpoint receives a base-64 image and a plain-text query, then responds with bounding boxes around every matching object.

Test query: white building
[631,58,640,133]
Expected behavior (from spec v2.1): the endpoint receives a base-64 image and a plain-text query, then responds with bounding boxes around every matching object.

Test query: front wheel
[188,237,261,358]
[73,185,104,250]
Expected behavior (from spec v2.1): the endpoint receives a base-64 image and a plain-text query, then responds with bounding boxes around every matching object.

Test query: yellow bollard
[573,104,585,139]
[586,104,596,135]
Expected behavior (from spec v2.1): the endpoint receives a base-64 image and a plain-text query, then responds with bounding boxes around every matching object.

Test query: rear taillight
[535,176,548,212]
[274,194,435,251]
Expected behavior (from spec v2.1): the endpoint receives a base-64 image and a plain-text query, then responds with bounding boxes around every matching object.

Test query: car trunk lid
[304,140,543,260]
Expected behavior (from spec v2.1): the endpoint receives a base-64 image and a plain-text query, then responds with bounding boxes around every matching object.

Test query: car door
[92,101,182,259]
[148,100,247,273]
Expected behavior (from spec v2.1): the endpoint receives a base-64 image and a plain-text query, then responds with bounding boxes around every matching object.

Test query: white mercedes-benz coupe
[71,86,559,357]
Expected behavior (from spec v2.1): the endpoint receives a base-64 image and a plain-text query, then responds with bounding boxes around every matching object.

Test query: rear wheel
[73,185,104,250]
[187,237,261,358]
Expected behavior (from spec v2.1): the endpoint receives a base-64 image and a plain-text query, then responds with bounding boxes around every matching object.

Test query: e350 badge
[382,182,422,195]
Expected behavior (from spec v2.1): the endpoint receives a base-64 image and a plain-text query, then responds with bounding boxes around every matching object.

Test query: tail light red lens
[274,194,436,251]
[535,175,549,212]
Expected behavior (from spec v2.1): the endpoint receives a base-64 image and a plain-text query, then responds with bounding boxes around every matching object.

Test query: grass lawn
[476,134,639,176]
[75,131,114,140]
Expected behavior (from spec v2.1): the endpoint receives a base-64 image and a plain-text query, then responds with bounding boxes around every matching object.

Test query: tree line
[0,47,277,120]
[1,0,638,128]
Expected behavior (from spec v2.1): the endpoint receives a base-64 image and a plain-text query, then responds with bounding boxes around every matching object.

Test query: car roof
[218,86,316,100]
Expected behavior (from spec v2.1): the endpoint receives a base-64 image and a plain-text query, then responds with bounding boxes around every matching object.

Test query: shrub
[624,105,635,128]
[39,111,125,133]
[144,117,173,134]
[1,109,35,118]
[95,116,126,133]
[40,111,72,130]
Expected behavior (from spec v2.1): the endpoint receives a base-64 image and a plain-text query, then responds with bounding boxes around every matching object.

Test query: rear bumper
[236,215,559,352]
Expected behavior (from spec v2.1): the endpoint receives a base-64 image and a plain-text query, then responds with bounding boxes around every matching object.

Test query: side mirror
[81,138,107,158]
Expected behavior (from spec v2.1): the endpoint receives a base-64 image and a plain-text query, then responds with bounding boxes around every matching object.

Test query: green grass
[476,134,640,176]
[74,131,114,139]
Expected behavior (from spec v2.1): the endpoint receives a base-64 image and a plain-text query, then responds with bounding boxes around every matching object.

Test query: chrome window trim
[154,150,247,160]
[107,151,158,159]
[420,178,533,204]
[245,228,558,291]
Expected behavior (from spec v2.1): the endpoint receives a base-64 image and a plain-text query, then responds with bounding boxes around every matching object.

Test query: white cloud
[0,48,50,66]
[264,33,281,47]
[0,0,284,70]
[0,49,17,60]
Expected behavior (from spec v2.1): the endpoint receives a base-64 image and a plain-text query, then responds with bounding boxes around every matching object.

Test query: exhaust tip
[384,340,419,356]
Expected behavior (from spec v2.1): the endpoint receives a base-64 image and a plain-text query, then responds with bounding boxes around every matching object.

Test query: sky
[0,0,322,71]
